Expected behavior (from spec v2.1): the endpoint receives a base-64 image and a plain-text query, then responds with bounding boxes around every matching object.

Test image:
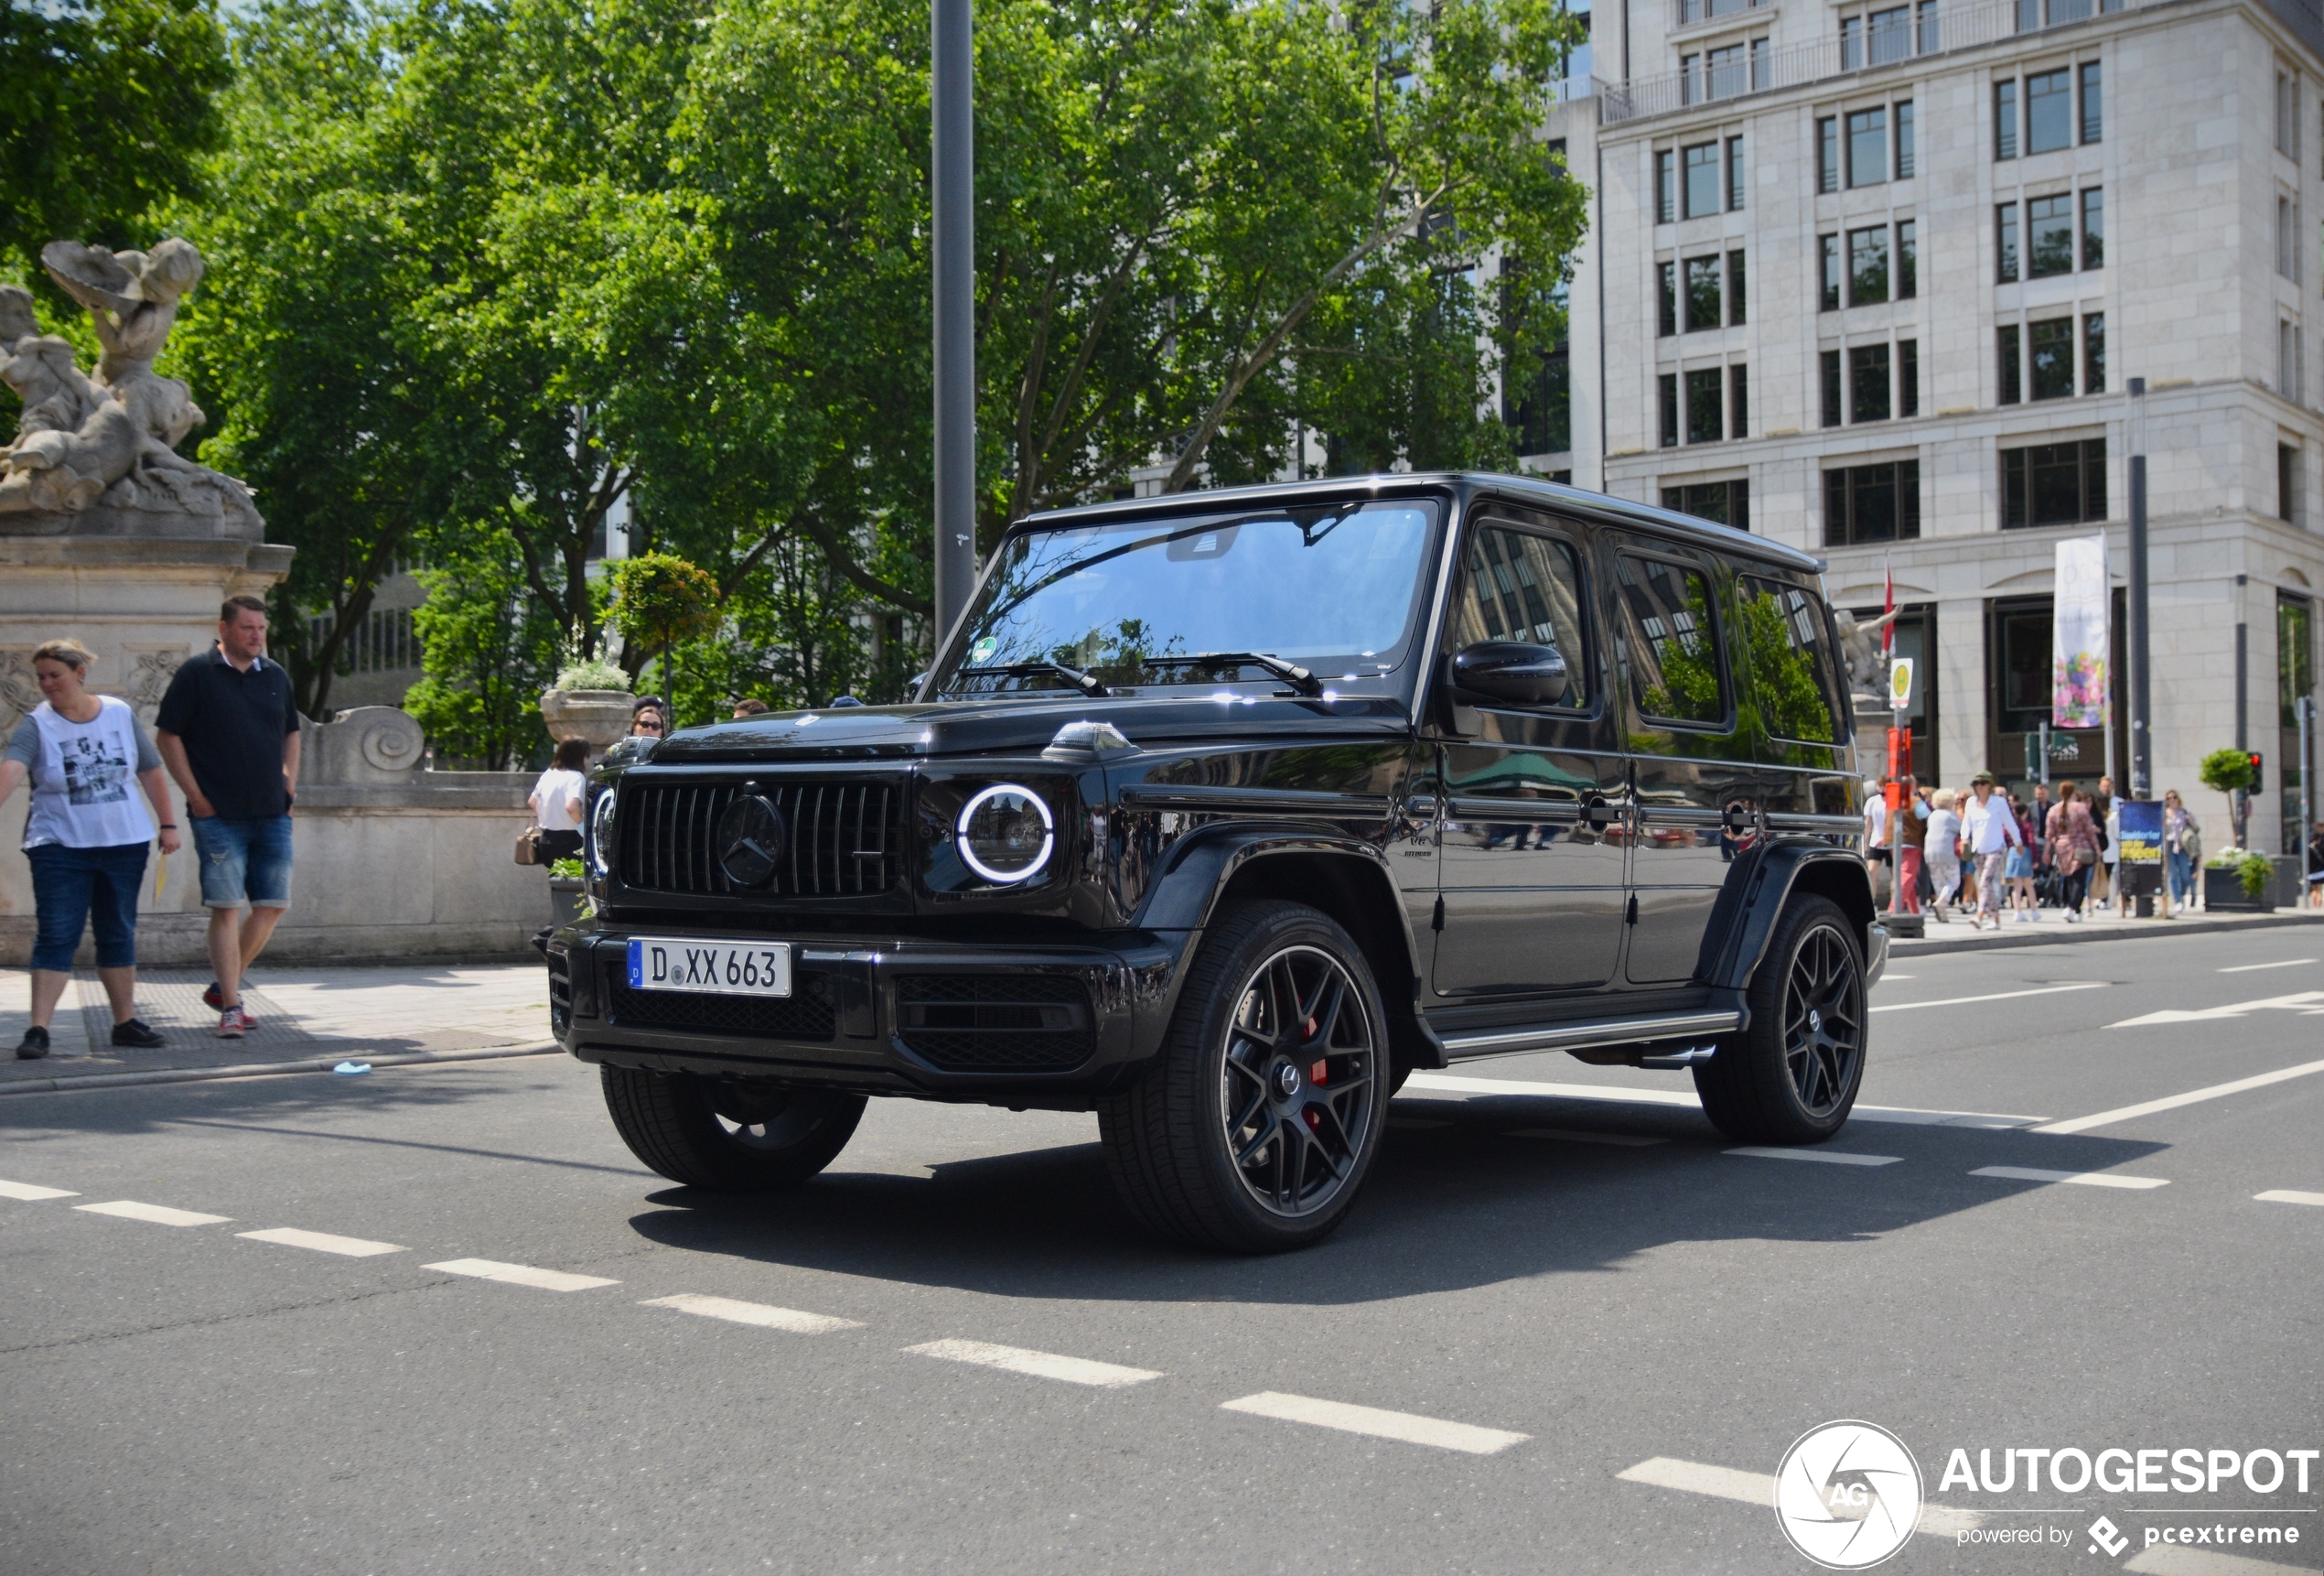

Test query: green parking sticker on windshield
[970,636,998,664]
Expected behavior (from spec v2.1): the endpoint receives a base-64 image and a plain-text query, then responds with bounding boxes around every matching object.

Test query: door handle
[1584,796,1619,828]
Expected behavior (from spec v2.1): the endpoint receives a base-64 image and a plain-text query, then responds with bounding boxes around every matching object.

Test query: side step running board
[1436,1009,1742,1063]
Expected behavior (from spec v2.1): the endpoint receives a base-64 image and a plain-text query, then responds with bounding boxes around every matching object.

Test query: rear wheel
[600,1065,866,1191]
[1693,895,1866,1144]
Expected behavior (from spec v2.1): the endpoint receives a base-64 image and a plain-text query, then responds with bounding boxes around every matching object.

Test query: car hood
[647,691,1417,763]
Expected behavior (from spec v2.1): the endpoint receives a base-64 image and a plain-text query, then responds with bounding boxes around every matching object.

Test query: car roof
[1016,471,1827,577]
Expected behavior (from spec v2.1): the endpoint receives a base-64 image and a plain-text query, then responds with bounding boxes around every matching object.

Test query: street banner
[2052,534,2109,729]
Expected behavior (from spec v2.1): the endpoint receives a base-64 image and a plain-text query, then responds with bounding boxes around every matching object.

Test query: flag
[2051,534,2108,729]
[1881,557,1895,656]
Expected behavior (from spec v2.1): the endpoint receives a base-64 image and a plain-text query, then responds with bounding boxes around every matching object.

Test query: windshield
[937,500,1442,695]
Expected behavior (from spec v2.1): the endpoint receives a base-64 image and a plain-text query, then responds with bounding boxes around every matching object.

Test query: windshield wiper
[954,660,1110,697]
[1142,652,1323,697]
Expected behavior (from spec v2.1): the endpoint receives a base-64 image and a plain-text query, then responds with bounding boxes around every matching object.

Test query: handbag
[514,825,545,866]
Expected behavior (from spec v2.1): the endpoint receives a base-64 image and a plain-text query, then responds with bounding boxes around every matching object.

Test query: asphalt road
[3,930,2319,1576]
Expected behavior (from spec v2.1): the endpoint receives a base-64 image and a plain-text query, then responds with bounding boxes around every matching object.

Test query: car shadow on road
[623,1093,2175,1306]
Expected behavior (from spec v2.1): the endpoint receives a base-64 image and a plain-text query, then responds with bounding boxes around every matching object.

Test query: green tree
[2199,746,2256,848]
[401,530,565,767]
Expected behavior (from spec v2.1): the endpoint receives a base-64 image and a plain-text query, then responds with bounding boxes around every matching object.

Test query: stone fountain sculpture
[0,239,262,537]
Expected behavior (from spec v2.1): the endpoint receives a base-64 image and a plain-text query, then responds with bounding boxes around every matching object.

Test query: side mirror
[1450,641,1569,707]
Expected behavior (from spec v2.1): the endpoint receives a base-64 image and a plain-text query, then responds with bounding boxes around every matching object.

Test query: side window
[1443,525,1592,708]
[1737,576,1845,745]
[1612,554,1728,729]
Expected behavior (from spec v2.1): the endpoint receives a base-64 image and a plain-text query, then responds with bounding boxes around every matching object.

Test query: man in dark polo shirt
[156,596,303,1039]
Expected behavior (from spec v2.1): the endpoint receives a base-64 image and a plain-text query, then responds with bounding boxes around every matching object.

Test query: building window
[2279,591,2316,856]
[2280,443,2301,522]
[1996,203,2019,283]
[1897,100,1916,178]
[2027,68,2072,153]
[1659,262,1677,337]
[1899,340,1920,417]
[2078,60,2102,143]
[1847,107,1888,187]
[1659,373,1679,448]
[2002,439,2107,529]
[2028,317,2075,400]
[1817,117,1840,194]
[1727,250,1748,325]
[1726,135,1746,210]
[1505,346,1571,456]
[1852,343,1893,423]
[2081,188,2103,268]
[2083,312,2105,394]
[1998,324,2021,405]
[1897,219,1919,297]
[2279,70,2301,161]
[1663,480,1750,532]
[1685,255,1722,331]
[1918,0,1940,53]
[2279,195,2301,282]
[1684,141,1721,218]
[1995,80,2018,160]
[1685,368,1725,443]
[1820,350,1844,428]
[1820,234,1842,311]
[1839,14,1863,70]
[2280,319,2303,403]
[1729,363,1749,437]
[1657,149,1676,222]
[1849,225,1890,305]
[2028,193,2075,277]
[1824,459,1921,545]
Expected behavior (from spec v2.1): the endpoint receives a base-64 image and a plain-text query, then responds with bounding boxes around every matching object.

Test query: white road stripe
[1726,1147,1902,1166]
[1870,980,2109,1013]
[1221,1391,1529,1455]
[2035,1057,2324,1134]
[642,1294,862,1333]
[2110,990,2324,1027]
[2218,958,2316,973]
[424,1258,618,1292]
[1970,1165,2170,1190]
[2125,1545,2319,1575]
[0,1179,77,1201]
[237,1226,404,1258]
[1402,1073,2042,1128]
[905,1339,1161,1388]
[1506,1128,1669,1146]
[2254,1189,2324,1207]
[1617,1456,1988,1537]
[74,1200,231,1226]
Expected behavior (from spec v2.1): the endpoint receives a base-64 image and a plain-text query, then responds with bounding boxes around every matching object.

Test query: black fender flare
[1703,842,1878,999]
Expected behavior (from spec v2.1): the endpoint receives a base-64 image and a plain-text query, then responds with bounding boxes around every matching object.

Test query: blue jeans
[191,814,294,909]
[2168,847,2195,904]
[26,841,150,971]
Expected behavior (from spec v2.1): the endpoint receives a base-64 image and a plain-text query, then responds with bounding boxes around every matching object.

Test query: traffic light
[2248,752,2265,793]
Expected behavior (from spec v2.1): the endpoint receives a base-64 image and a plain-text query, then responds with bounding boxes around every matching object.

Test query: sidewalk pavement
[1,962,554,1094]
[1891,903,2324,955]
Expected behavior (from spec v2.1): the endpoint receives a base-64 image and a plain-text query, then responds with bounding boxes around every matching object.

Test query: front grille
[546,953,573,1036]
[606,972,838,1042]
[618,780,900,898]
[895,975,1094,1073]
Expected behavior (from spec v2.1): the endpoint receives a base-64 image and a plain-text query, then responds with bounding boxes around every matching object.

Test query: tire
[1097,900,1392,1253]
[1692,895,1867,1145]
[600,1065,866,1191]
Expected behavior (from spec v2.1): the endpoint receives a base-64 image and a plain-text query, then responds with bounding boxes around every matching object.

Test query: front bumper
[546,923,1188,1103]
[1866,921,1891,988]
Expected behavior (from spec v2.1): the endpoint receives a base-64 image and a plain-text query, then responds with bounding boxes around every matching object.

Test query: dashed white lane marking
[642,1294,862,1333]
[0,1179,77,1201]
[423,1258,618,1292]
[1970,1165,2170,1191]
[2110,990,2324,1028]
[906,1339,1162,1388]
[238,1226,404,1258]
[2254,1189,2324,1207]
[2125,1545,2320,1575]
[2036,1056,2324,1134]
[1221,1391,1529,1455]
[74,1200,231,1226]
[2218,958,2316,973]
[1507,1128,1669,1146]
[1399,1074,2042,1128]
[1870,980,2109,1013]
[1617,1456,1988,1538]
[1726,1147,1901,1167]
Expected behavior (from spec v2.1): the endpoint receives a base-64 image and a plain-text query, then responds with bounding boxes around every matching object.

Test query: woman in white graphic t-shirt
[0,639,182,1059]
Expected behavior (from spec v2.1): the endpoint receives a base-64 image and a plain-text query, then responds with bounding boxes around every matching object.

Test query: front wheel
[1693,895,1867,1144]
[600,1066,866,1191]
[1098,900,1391,1253]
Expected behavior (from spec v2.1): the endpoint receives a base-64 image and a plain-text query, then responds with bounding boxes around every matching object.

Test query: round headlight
[955,783,1054,884]
[589,789,618,876]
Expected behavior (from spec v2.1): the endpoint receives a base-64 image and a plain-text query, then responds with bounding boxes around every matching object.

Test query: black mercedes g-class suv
[548,472,1882,1252]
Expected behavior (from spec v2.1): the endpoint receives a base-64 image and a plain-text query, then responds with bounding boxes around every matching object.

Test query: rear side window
[1444,525,1592,708]
[1612,555,1728,728]
[1738,577,1845,745]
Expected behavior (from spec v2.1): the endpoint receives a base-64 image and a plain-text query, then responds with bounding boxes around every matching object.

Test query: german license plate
[626,937,792,997]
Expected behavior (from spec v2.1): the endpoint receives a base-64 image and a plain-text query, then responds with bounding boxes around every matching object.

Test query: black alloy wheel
[600,1065,866,1191]
[1693,894,1867,1144]
[1219,945,1379,1218]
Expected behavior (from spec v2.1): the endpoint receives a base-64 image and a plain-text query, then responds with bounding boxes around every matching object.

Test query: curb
[0,1040,565,1097]
[1893,910,2324,957]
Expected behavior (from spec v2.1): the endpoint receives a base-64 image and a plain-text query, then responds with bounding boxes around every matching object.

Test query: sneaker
[15,1026,48,1060]
[213,1007,252,1040]
[202,981,223,1009]
[111,1018,167,1049]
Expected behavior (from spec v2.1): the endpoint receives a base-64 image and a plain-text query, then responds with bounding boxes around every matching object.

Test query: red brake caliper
[1305,1025,1328,1128]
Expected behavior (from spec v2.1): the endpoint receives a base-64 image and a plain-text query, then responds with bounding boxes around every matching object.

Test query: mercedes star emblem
[715,794,786,889]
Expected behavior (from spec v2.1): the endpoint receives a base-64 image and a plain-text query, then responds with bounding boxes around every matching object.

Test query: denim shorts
[191,814,294,910]
[27,841,150,971]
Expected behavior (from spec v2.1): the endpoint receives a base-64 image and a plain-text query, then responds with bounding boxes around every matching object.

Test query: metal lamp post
[931,0,977,653]
[2127,377,2152,803]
